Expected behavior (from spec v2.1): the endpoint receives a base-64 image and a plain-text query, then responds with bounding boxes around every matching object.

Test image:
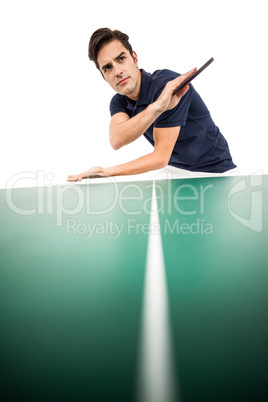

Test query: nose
[114,64,123,77]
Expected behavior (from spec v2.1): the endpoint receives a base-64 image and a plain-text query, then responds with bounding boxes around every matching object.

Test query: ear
[132,51,138,67]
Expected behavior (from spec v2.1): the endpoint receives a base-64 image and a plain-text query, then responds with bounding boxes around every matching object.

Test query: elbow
[109,132,123,150]
[158,160,169,169]
[110,139,122,150]
[153,152,169,170]
[154,158,169,170]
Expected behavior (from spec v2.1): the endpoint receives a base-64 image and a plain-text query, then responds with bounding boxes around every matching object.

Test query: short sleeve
[109,94,130,117]
[154,85,193,128]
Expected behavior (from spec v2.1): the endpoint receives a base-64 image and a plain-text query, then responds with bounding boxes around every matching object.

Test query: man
[67,28,236,182]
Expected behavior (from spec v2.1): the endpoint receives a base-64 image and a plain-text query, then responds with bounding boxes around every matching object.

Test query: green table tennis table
[0,174,267,401]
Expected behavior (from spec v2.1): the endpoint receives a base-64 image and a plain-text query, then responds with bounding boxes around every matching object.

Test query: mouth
[117,77,130,86]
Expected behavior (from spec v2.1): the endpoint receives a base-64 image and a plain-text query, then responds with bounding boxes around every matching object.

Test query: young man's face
[97,40,141,101]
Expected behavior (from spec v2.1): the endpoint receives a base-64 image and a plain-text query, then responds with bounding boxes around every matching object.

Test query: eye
[119,56,126,62]
[104,65,111,73]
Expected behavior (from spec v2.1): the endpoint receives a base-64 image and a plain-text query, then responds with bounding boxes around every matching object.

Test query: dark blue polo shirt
[109,69,236,173]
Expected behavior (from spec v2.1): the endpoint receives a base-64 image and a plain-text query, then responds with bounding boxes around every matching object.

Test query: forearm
[109,102,162,150]
[105,151,166,176]
[67,126,179,182]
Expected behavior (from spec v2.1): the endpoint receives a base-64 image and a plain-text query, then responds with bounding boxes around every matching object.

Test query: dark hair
[88,28,133,70]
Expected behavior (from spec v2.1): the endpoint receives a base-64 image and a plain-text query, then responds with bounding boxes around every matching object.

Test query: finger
[180,67,197,80]
[172,68,197,89]
[67,171,89,182]
[174,84,189,97]
[80,171,90,180]
[67,174,80,182]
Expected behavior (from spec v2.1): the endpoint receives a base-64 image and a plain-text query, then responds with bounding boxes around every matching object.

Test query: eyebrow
[101,52,126,72]
[114,51,126,61]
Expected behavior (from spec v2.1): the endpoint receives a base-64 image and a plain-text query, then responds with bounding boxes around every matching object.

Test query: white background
[1,0,267,188]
